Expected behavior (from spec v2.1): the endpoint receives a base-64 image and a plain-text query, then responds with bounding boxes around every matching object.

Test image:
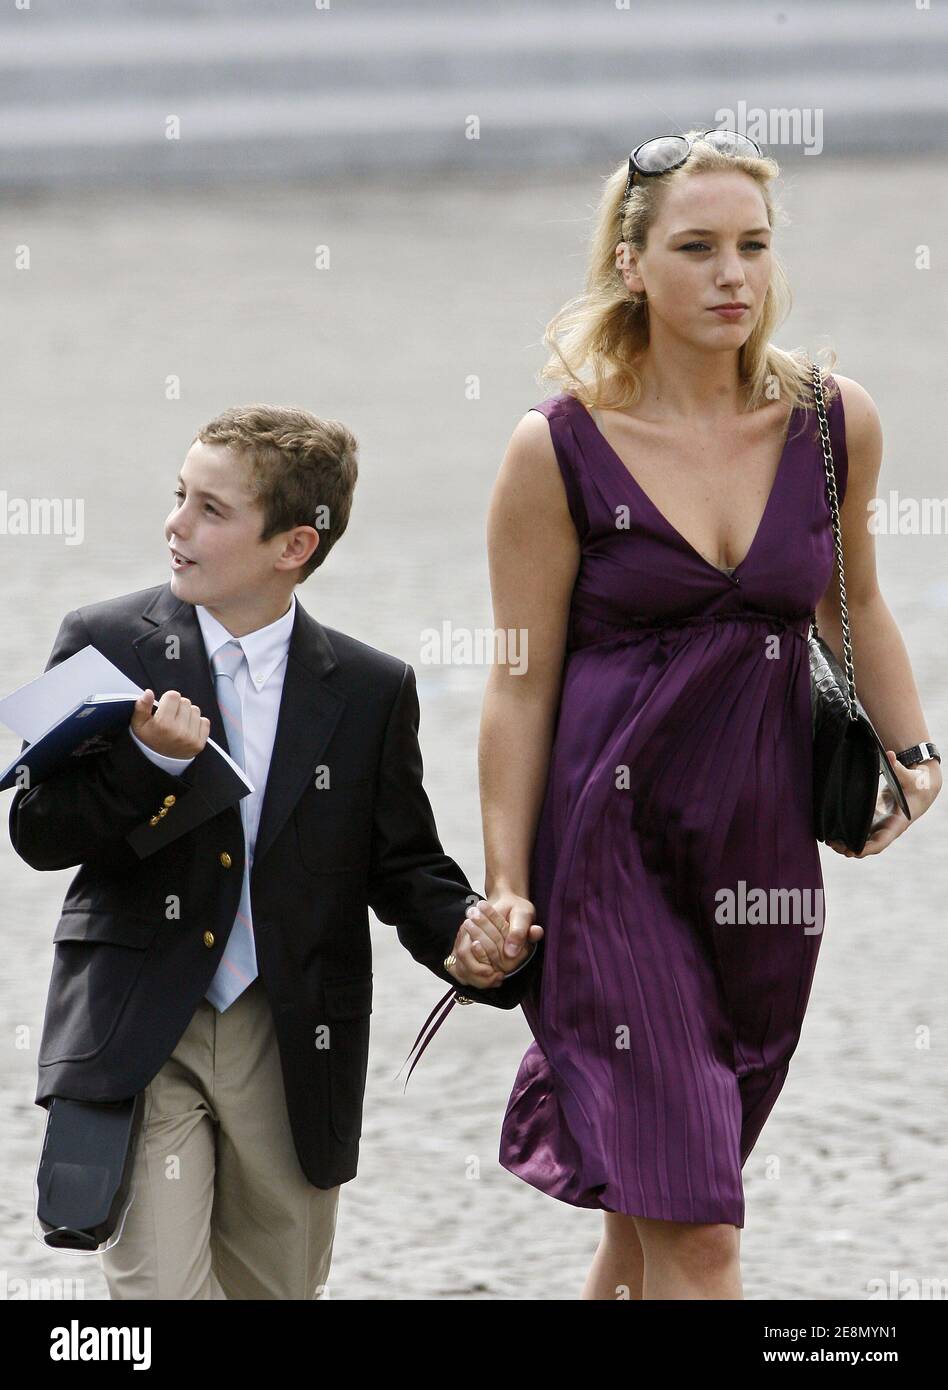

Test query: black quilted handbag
[807,360,911,853]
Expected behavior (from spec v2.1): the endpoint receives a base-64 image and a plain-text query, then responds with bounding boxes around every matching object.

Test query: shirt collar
[195,592,297,691]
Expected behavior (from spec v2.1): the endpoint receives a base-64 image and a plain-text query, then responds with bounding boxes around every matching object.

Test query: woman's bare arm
[478,409,581,947]
[815,375,942,856]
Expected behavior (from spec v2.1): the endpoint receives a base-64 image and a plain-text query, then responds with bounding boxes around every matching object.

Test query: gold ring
[444,954,457,970]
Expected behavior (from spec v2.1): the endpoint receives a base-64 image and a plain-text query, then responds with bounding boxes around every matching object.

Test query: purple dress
[498,380,848,1228]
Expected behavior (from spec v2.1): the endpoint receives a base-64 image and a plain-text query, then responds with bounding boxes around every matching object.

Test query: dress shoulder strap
[529,394,591,541]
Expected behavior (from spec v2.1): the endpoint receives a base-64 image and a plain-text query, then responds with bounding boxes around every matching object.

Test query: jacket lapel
[253,607,345,865]
[134,586,226,752]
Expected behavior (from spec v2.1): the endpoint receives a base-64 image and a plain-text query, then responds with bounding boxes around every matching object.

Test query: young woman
[479,129,942,1299]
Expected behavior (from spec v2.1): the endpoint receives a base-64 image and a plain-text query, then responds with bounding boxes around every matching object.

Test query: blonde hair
[539,127,838,416]
[194,404,358,583]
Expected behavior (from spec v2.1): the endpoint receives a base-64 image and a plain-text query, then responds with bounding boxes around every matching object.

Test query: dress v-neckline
[572,396,799,583]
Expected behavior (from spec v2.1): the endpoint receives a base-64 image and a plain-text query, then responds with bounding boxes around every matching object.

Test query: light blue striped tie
[205,639,258,1012]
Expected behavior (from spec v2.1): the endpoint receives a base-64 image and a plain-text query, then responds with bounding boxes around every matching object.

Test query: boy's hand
[445,898,544,989]
[130,688,211,760]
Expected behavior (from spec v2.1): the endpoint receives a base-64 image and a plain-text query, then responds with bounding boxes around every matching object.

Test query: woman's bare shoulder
[832,373,879,420]
[498,407,565,494]
[489,407,579,547]
[831,374,884,487]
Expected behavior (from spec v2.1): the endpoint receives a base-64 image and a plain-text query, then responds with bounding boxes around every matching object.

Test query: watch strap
[895,741,940,767]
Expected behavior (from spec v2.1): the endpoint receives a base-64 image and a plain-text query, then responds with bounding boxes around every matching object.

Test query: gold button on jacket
[219,851,232,868]
[203,930,215,948]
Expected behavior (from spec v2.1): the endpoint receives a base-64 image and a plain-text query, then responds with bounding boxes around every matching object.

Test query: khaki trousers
[99,975,340,1300]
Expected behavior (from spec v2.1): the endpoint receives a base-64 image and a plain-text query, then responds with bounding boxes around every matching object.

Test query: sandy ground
[0,159,946,1300]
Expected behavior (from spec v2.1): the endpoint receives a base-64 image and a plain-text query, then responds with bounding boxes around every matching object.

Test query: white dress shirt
[130,592,297,873]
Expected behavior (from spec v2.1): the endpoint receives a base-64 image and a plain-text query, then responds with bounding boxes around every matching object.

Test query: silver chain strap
[809,359,857,720]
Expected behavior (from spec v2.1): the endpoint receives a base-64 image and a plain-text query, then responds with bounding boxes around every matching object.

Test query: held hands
[130,689,211,760]
[445,893,545,990]
[826,750,942,858]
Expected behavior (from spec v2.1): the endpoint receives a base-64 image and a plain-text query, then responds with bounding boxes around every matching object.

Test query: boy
[9,404,541,1299]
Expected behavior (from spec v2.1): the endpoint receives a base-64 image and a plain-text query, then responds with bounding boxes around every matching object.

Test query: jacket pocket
[324,974,372,1143]
[294,780,373,875]
[53,910,162,950]
[39,913,154,1064]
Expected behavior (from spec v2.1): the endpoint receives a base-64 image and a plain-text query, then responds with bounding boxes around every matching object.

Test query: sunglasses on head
[622,129,762,211]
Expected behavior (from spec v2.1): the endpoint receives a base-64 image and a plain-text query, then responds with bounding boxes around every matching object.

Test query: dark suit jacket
[8,583,541,1187]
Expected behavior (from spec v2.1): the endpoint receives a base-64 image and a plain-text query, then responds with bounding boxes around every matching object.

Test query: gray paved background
[0,1,946,1302]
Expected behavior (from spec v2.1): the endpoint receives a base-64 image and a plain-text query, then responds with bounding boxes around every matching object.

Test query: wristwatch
[895,741,940,768]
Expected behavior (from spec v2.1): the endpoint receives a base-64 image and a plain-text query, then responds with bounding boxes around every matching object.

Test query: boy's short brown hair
[194,404,358,583]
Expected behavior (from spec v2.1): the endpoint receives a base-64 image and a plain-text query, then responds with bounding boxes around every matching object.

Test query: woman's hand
[488,889,544,965]
[445,895,544,989]
[826,750,942,858]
